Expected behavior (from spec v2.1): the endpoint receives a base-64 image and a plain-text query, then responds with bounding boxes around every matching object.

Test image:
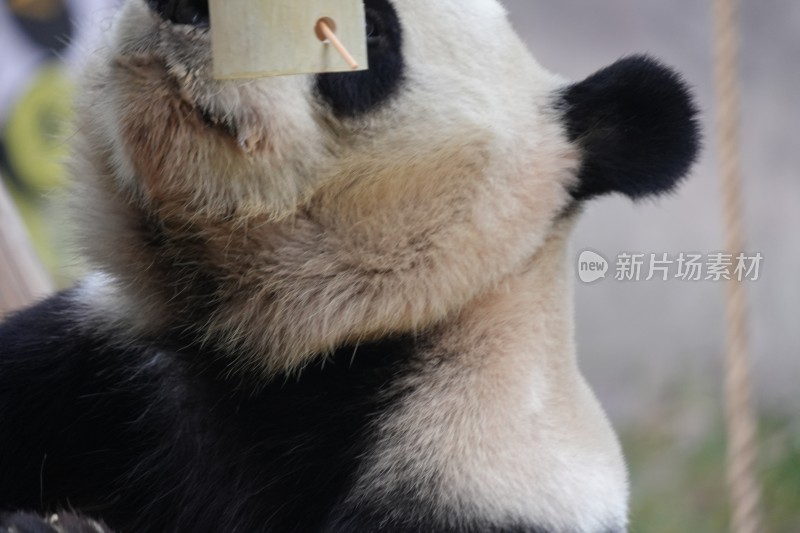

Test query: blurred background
[0,0,797,531]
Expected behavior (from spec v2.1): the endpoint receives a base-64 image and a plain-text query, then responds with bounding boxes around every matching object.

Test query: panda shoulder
[1,290,109,364]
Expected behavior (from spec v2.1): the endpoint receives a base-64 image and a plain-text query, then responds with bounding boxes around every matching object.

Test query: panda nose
[146,0,209,27]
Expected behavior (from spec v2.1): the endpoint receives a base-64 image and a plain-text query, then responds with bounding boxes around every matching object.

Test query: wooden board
[0,178,53,317]
[209,0,368,79]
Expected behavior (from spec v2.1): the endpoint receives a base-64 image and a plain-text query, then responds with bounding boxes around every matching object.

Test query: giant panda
[0,0,700,531]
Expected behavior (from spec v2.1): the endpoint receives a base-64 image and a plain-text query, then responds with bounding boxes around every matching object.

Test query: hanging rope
[710,0,763,532]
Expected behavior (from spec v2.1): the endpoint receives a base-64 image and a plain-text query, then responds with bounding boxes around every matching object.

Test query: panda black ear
[560,55,701,201]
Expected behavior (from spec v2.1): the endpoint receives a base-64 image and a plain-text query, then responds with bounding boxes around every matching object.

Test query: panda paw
[0,512,112,533]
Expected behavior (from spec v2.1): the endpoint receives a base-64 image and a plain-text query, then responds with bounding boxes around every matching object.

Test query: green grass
[623,413,800,533]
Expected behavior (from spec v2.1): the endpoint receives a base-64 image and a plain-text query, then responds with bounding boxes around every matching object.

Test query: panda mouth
[198,107,239,141]
[146,0,209,27]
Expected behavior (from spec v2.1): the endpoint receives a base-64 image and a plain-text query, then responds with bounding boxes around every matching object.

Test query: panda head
[72,0,699,370]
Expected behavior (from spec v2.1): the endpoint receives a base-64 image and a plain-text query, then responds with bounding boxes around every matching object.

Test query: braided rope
[711,0,764,532]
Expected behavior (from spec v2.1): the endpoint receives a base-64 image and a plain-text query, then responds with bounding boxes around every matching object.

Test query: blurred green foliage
[625,413,800,533]
[2,63,75,286]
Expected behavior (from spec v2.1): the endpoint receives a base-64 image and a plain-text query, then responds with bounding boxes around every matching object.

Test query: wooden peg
[315,18,359,70]
[209,0,368,79]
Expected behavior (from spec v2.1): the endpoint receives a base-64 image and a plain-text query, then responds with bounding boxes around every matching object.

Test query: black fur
[325,503,559,533]
[0,292,558,533]
[315,0,405,118]
[145,0,209,27]
[561,55,701,200]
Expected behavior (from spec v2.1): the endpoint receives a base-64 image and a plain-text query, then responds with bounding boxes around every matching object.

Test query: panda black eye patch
[315,0,404,118]
[365,7,387,46]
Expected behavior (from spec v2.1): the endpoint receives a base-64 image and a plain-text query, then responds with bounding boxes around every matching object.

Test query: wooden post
[0,178,53,317]
[209,0,368,79]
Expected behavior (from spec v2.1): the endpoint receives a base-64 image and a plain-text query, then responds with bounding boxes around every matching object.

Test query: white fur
[346,222,628,530]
